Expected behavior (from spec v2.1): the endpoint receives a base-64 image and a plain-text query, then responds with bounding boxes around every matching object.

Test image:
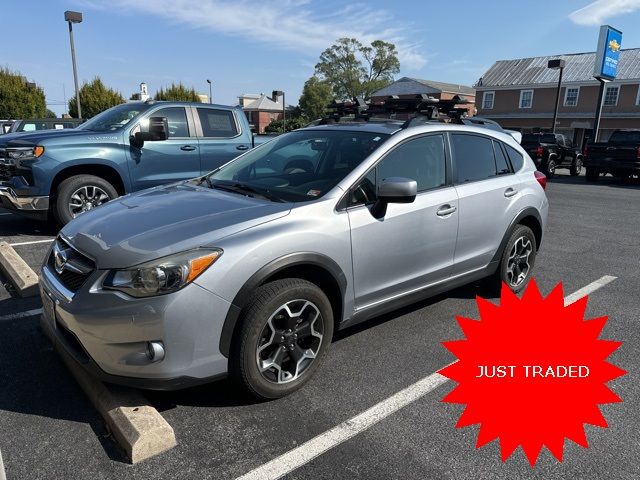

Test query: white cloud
[569,0,640,26]
[79,0,427,70]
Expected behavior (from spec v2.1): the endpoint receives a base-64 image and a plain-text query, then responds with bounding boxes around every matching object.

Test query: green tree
[68,77,125,119]
[44,108,57,118]
[155,83,202,102]
[264,116,308,134]
[299,76,333,120]
[0,67,47,118]
[315,38,400,100]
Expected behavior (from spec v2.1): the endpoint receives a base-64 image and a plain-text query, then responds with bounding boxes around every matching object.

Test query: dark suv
[521,133,583,178]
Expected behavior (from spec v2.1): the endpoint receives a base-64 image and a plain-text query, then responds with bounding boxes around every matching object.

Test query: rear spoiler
[505,130,522,144]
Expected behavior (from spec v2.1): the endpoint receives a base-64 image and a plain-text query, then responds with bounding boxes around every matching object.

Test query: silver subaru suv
[40,119,548,399]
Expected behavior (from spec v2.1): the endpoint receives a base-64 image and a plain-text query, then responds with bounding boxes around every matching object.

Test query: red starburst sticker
[438,279,626,466]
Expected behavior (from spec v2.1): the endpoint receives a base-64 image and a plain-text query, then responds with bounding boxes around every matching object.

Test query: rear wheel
[585,167,600,182]
[494,225,537,294]
[230,278,333,399]
[545,158,557,178]
[570,157,583,176]
[54,175,118,225]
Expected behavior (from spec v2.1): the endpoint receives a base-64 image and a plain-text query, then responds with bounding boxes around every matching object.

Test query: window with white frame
[519,89,533,109]
[564,87,579,106]
[482,91,495,109]
[636,86,640,106]
[603,85,619,106]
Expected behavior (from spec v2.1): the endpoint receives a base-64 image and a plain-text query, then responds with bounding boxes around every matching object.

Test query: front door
[347,134,459,310]
[194,106,249,174]
[127,106,201,191]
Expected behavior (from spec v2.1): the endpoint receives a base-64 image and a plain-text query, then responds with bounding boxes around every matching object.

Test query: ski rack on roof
[318,94,507,134]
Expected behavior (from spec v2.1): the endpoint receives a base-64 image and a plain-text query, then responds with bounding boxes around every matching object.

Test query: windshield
[522,133,555,144]
[206,129,390,202]
[78,103,151,132]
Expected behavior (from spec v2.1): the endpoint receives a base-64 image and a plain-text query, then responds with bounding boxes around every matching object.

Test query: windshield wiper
[210,181,283,202]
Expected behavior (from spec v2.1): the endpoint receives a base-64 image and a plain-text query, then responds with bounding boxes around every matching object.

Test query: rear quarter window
[505,144,525,171]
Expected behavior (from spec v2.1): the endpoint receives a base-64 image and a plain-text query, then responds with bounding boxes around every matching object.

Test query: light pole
[64,10,83,119]
[272,90,285,131]
[206,79,212,104]
[548,59,565,133]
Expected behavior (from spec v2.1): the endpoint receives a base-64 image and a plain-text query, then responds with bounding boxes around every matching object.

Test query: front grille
[48,237,96,293]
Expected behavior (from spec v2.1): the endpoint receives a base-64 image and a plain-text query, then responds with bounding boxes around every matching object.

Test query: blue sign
[594,25,622,80]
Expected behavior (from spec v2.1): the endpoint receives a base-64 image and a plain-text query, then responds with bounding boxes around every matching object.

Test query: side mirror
[371,177,417,218]
[130,116,169,148]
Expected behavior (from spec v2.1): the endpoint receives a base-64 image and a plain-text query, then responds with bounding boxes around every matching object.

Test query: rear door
[127,106,201,190]
[451,133,519,275]
[347,133,458,309]
[194,107,250,174]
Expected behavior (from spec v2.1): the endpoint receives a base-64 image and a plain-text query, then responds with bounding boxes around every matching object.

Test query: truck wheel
[570,158,583,176]
[55,175,118,225]
[545,159,556,178]
[230,278,333,399]
[585,167,600,182]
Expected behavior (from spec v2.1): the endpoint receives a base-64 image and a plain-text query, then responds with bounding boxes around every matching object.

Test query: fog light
[146,341,165,362]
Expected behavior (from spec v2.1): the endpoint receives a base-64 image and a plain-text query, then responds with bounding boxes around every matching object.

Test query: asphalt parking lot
[0,171,638,480]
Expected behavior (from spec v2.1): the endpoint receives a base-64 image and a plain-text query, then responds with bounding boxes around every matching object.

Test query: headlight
[6,146,44,167]
[103,249,222,297]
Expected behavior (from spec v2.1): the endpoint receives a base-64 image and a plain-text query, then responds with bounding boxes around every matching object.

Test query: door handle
[181,145,197,151]
[236,145,249,151]
[504,188,518,198]
[436,205,457,217]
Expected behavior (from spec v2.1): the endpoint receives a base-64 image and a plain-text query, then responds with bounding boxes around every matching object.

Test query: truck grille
[47,237,96,293]
[0,148,11,179]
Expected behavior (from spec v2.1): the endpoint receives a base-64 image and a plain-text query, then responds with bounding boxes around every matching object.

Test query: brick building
[475,48,640,147]
[238,93,288,133]
[371,77,476,116]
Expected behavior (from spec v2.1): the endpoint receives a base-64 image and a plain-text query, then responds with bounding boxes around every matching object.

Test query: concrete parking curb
[40,316,177,464]
[0,241,38,297]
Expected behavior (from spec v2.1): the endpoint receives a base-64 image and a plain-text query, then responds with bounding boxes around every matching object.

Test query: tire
[54,175,118,225]
[230,278,334,399]
[585,167,600,182]
[544,158,557,178]
[494,225,537,294]
[570,157,583,176]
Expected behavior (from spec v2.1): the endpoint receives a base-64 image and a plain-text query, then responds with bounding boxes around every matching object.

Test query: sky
[3,0,640,116]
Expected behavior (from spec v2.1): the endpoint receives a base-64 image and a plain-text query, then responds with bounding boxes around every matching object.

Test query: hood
[61,182,292,269]
[1,128,91,146]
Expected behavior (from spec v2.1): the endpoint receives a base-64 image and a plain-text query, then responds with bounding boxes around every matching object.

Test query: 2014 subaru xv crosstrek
[40,120,548,399]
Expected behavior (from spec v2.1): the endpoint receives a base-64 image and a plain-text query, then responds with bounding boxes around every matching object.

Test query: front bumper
[0,182,49,213]
[39,259,232,390]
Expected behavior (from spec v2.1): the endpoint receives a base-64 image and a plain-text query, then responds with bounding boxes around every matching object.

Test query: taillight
[536,146,544,157]
[534,170,547,190]
[636,146,640,159]
[583,145,588,157]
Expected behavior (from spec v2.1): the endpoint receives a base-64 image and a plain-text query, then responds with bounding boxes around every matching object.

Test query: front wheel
[570,157,583,176]
[54,175,118,225]
[494,225,537,294]
[230,278,334,399]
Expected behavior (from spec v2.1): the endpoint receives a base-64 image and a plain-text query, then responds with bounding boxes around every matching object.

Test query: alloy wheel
[69,185,111,217]
[506,236,533,288]
[256,299,324,384]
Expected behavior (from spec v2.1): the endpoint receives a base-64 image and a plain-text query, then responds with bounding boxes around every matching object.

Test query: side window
[493,141,512,175]
[451,134,496,183]
[505,145,525,171]
[378,135,446,192]
[197,108,239,138]
[153,107,189,138]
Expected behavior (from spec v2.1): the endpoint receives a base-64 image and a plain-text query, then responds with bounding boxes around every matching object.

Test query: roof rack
[319,94,502,132]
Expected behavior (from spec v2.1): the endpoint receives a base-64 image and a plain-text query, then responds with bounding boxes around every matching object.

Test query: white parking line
[0,448,6,480]
[0,308,42,323]
[9,239,54,247]
[236,275,617,480]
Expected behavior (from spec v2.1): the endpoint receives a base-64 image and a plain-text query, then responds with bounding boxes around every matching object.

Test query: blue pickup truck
[0,101,263,224]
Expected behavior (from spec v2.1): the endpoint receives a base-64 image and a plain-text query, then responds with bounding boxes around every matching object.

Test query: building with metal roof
[475,48,640,145]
